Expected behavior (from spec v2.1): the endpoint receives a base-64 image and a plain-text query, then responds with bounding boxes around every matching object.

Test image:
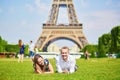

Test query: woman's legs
[21,54,24,62]
[18,54,20,62]
[18,54,24,62]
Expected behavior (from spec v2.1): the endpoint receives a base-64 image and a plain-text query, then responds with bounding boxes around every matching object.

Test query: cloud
[105,0,112,5]
[0,8,2,13]
[25,0,50,15]
[91,10,120,28]
[77,9,120,44]
[117,2,120,7]
[25,4,34,13]
[76,0,88,8]
[34,0,50,15]
[21,20,28,26]
[79,10,120,29]
[9,7,16,14]
[35,0,41,8]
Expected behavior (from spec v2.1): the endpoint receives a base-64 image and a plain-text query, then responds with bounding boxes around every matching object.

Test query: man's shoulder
[68,54,73,57]
[68,55,75,60]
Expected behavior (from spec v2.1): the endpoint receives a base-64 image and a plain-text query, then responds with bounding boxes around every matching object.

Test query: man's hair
[30,40,33,43]
[60,46,69,52]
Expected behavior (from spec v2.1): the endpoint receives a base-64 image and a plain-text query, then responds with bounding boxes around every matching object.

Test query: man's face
[61,49,69,61]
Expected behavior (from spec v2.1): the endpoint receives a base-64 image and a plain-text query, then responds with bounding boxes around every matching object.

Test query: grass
[0,58,120,80]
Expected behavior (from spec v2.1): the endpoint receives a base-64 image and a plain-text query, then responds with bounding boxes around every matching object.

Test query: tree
[0,36,7,52]
[0,36,7,45]
[111,26,120,58]
[82,44,98,58]
[0,36,2,45]
[98,34,111,57]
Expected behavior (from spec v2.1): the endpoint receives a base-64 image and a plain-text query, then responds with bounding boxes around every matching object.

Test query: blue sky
[0,0,120,47]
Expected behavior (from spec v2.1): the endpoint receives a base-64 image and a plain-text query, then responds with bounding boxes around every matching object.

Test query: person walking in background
[56,46,77,74]
[18,39,25,62]
[33,54,54,74]
[28,40,35,58]
[84,50,89,60]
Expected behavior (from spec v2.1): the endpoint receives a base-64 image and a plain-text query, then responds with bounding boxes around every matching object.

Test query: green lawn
[0,58,120,80]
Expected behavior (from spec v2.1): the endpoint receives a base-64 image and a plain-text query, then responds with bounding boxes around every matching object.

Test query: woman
[18,39,25,62]
[33,54,54,74]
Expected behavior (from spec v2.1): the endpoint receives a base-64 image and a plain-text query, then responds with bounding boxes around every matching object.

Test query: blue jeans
[29,51,34,57]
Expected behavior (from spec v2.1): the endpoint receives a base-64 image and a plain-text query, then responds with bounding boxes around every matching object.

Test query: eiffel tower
[35,0,88,51]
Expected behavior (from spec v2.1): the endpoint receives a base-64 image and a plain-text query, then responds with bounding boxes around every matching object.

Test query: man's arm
[56,56,63,73]
[69,56,76,73]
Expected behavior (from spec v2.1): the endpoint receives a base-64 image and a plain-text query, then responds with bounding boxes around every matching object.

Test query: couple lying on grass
[32,46,78,74]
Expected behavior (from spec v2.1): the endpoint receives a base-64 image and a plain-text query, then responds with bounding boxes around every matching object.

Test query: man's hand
[63,69,69,74]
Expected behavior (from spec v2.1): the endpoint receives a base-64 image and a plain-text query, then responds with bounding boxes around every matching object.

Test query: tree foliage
[4,44,29,56]
[4,45,19,52]
[0,36,29,56]
[98,34,111,57]
[0,36,7,52]
[0,36,7,45]
[111,26,120,57]
[98,26,120,58]
[82,44,98,58]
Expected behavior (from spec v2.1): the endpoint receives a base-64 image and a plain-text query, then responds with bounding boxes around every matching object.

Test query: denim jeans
[29,51,34,57]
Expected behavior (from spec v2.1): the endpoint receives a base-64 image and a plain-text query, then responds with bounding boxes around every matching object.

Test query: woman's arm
[35,64,42,74]
[43,63,54,74]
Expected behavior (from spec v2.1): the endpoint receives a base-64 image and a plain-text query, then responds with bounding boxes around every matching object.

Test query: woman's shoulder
[44,59,49,66]
[22,44,25,48]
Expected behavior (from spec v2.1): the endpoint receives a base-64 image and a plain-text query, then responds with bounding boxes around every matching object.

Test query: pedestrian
[18,39,25,62]
[28,40,35,58]
[84,50,89,60]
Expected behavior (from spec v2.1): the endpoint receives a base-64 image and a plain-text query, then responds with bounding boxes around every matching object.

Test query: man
[29,40,35,58]
[56,46,77,73]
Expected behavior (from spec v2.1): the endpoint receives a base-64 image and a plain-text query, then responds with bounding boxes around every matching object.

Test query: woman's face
[37,57,44,66]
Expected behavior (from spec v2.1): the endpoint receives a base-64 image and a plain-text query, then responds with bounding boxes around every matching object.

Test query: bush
[117,52,120,58]
[4,44,19,53]
[0,46,4,52]
[4,44,29,57]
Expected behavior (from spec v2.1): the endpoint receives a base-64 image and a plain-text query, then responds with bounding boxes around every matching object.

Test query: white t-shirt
[29,43,35,52]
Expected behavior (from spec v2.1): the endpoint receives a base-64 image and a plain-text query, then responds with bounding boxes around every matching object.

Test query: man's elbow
[57,70,63,73]
[69,70,75,73]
